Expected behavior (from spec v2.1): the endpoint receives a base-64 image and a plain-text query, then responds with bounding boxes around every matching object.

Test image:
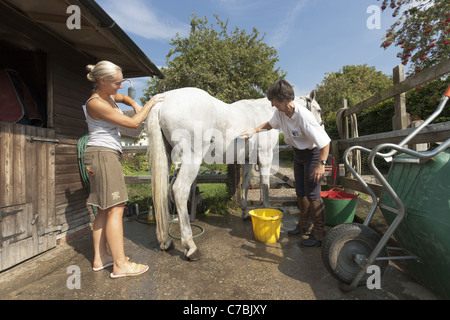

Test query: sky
[95,0,402,106]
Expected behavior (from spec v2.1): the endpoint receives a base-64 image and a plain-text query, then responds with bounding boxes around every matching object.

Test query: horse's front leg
[172,162,201,261]
[260,169,270,208]
[258,149,273,209]
[241,163,252,219]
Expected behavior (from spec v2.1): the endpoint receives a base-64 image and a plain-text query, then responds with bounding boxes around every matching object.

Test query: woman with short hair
[240,79,330,247]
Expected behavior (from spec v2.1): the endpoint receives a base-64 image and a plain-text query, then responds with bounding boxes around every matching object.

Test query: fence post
[392,65,410,130]
[227,164,242,205]
[342,99,349,140]
[341,99,350,178]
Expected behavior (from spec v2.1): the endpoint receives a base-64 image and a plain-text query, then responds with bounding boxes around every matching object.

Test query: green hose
[169,220,205,239]
[77,134,97,215]
[135,211,204,239]
[77,134,90,191]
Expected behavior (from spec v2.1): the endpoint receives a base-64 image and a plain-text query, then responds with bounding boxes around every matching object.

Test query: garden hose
[77,134,91,192]
[130,182,205,239]
[134,209,205,239]
[77,134,97,215]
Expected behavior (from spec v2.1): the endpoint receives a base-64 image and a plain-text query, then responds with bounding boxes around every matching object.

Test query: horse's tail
[147,104,172,250]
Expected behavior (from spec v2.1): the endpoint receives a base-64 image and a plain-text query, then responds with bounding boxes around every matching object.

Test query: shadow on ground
[0,204,439,300]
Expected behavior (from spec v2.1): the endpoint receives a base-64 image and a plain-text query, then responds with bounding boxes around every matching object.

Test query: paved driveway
[0,209,438,304]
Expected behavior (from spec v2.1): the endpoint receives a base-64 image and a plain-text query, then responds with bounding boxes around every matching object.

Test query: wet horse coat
[147,87,322,260]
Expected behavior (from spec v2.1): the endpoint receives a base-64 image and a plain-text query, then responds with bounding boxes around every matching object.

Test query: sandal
[93,257,129,272]
[110,262,149,279]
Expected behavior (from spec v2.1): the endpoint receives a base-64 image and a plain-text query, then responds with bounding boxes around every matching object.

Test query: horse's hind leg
[172,162,201,261]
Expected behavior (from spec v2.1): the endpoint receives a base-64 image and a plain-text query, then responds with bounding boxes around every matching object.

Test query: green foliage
[126,183,152,212]
[120,153,149,176]
[406,74,450,123]
[315,65,449,139]
[315,65,393,139]
[142,14,286,103]
[198,183,230,215]
[358,99,394,136]
[380,0,450,73]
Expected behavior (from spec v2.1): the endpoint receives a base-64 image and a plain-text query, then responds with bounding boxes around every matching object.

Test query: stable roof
[2,0,164,79]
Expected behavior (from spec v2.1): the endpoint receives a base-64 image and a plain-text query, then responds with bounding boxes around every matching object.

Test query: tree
[315,65,393,138]
[142,14,286,103]
[380,1,450,125]
[380,0,450,74]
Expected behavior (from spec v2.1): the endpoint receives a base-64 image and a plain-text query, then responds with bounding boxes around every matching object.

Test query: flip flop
[93,257,129,272]
[110,262,149,279]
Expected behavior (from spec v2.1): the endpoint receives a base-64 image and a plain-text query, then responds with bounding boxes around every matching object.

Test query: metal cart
[321,84,450,293]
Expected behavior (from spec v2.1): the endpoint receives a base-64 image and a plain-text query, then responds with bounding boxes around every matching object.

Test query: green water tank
[380,149,450,299]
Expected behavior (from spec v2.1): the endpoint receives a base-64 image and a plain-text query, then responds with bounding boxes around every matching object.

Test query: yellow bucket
[249,209,283,243]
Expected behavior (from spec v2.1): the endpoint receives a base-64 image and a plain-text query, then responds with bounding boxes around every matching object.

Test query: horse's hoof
[160,239,174,251]
[186,248,200,261]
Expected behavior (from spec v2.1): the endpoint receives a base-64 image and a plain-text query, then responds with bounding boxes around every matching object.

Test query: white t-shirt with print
[268,101,330,150]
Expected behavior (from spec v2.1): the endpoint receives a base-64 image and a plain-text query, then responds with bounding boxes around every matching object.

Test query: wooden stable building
[0,0,163,271]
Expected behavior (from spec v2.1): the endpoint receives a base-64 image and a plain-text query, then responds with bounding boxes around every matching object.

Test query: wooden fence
[333,59,450,197]
[122,145,296,206]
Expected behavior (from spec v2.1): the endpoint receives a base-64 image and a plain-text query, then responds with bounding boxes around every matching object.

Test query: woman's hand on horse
[145,93,165,109]
[239,129,256,140]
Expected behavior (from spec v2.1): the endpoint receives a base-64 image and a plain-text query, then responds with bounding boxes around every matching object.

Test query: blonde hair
[86,60,122,83]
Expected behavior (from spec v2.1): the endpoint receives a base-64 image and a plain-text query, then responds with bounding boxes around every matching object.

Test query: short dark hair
[267,79,295,102]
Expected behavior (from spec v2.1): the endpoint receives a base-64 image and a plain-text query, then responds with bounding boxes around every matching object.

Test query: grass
[197,183,232,215]
[123,140,295,216]
[125,163,238,215]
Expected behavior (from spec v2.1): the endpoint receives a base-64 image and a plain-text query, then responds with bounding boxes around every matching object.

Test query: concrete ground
[0,203,439,302]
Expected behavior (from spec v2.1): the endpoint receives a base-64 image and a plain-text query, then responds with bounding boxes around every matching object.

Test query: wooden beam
[337,176,383,198]
[26,12,95,29]
[124,174,229,184]
[75,43,121,55]
[337,121,450,151]
[343,58,450,117]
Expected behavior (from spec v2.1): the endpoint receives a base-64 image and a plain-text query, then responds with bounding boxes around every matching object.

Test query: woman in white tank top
[84,61,164,278]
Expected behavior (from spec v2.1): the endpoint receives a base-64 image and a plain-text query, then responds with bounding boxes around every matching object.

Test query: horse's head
[295,90,323,128]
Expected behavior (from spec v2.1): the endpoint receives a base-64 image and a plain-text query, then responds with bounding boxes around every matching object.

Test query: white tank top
[84,97,123,152]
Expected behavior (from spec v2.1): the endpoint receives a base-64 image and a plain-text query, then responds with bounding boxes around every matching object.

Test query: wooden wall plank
[24,125,37,205]
[1,123,13,207]
[13,125,26,205]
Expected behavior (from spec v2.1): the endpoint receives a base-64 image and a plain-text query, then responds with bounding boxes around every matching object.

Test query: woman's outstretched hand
[238,128,256,140]
[145,93,165,109]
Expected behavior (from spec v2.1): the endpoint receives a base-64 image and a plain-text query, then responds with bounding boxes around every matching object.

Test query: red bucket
[321,188,358,226]
[321,187,357,200]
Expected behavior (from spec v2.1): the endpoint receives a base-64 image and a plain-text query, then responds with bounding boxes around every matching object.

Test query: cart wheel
[321,223,388,286]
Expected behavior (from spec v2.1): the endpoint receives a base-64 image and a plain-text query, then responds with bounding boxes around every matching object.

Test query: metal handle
[445,84,450,98]
[27,136,59,144]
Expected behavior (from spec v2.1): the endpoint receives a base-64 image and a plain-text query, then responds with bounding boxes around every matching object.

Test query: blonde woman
[84,60,164,278]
